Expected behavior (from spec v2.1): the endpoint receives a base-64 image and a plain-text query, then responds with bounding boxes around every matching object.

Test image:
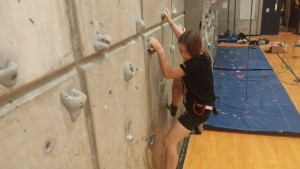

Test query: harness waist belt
[196,103,213,110]
[205,105,213,110]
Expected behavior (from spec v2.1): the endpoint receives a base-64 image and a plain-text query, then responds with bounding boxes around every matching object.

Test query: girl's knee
[164,135,176,148]
[164,136,171,148]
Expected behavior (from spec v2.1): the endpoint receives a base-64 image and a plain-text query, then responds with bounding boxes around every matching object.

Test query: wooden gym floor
[183,33,300,169]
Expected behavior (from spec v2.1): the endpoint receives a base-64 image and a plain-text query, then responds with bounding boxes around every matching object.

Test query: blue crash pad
[205,46,300,136]
[214,46,273,70]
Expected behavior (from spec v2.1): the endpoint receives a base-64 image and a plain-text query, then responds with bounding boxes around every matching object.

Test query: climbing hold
[147,134,156,149]
[94,41,109,50]
[178,23,186,32]
[44,139,55,154]
[136,18,146,33]
[147,43,155,53]
[161,8,176,20]
[96,33,105,42]
[126,134,134,142]
[169,44,175,54]
[103,34,112,45]
[161,9,166,20]
[96,33,112,45]
[160,79,166,91]
[171,6,177,14]
[147,37,155,53]
[94,33,112,50]
[0,59,18,87]
[60,88,87,121]
[124,61,135,81]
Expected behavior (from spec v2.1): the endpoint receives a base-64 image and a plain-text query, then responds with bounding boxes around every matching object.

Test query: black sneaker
[166,103,178,117]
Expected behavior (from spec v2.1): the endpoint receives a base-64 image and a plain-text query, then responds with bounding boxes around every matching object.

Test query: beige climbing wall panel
[0,69,92,169]
[0,0,211,168]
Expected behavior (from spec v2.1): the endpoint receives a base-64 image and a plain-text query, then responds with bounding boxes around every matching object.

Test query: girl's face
[179,43,191,61]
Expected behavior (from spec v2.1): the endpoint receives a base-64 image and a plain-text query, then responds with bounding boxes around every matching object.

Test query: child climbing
[148,9,216,169]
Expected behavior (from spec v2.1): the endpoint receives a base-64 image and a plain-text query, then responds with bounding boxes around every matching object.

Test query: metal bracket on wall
[0,59,18,87]
[60,88,87,122]
[124,61,135,81]
[136,18,146,33]
[94,33,112,51]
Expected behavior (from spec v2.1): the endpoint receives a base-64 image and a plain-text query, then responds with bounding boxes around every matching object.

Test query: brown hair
[178,30,202,58]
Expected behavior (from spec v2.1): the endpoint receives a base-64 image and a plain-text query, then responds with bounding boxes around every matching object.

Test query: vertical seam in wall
[65,0,83,60]
[77,69,100,169]
[140,0,144,19]
[65,0,100,169]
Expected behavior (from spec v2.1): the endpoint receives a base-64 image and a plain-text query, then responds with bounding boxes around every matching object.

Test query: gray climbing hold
[147,43,155,53]
[94,33,112,50]
[136,18,146,33]
[172,6,177,14]
[124,61,135,81]
[169,44,175,54]
[178,23,186,32]
[44,139,55,154]
[94,41,109,50]
[161,8,176,19]
[147,134,156,149]
[0,59,18,87]
[103,34,112,45]
[147,37,155,53]
[160,79,166,91]
[60,88,87,121]
[96,33,106,42]
[126,134,134,142]
[161,9,167,20]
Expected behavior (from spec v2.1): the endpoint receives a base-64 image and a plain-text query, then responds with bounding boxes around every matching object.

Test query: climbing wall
[184,0,219,60]
[0,0,187,169]
[201,0,219,59]
[0,69,93,169]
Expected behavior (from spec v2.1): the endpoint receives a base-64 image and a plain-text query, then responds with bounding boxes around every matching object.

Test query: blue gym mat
[213,46,273,70]
[205,46,300,136]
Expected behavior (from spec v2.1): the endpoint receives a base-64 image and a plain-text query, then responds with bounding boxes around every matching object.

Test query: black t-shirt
[179,54,215,105]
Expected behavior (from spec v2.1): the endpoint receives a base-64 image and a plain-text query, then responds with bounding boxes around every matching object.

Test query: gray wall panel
[0,1,205,168]
[75,0,142,57]
[142,0,172,28]
[0,0,75,95]
[0,69,92,169]
[80,39,151,169]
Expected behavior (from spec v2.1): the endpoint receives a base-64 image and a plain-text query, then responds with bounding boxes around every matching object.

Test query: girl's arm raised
[162,9,183,39]
[148,37,185,79]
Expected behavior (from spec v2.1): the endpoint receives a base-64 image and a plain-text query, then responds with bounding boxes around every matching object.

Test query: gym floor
[183,33,300,169]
